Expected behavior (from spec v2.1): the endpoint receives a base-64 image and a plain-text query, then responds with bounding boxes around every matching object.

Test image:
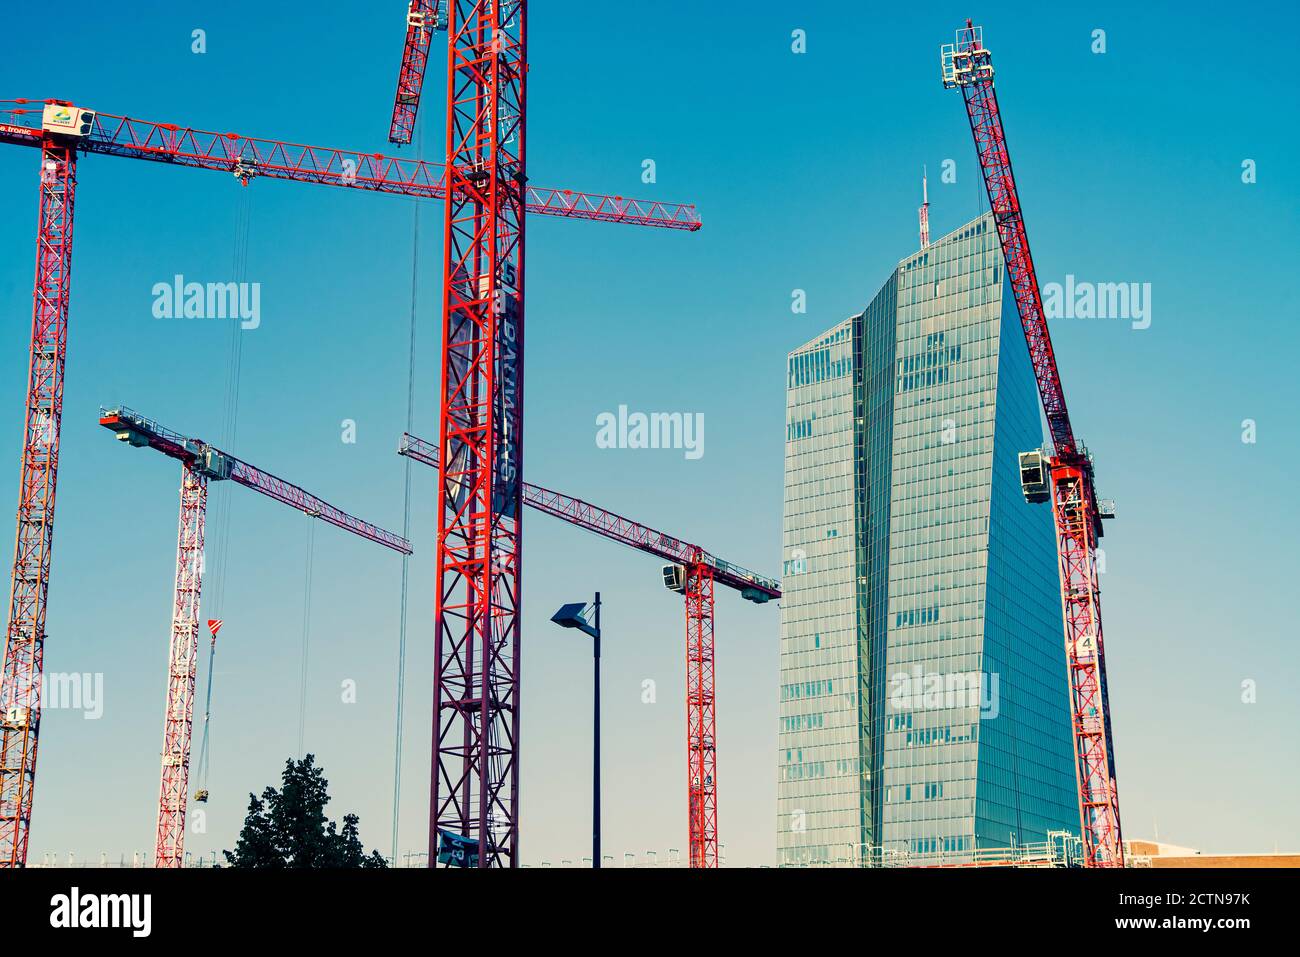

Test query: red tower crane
[98,406,412,868]
[381,3,703,868]
[941,22,1122,867]
[389,2,444,145]
[397,433,780,868]
[0,99,696,867]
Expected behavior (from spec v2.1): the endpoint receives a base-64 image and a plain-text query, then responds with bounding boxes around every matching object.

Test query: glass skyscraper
[778,213,1078,866]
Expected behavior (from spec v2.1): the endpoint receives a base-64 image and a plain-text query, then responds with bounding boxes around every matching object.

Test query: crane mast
[0,134,76,869]
[942,21,1122,867]
[161,461,207,870]
[427,0,528,869]
[377,0,704,868]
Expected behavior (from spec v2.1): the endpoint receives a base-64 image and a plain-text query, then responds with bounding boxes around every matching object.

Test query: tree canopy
[223,754,387,868]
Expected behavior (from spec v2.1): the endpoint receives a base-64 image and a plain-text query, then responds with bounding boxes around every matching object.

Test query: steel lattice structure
[1051,461,1120,862]
[398,433,778,868]
[427,0,529,870]
[0,140,75,869]
[0,101,702,230]
[942,21,1123,867]
[98,406,411,867]
[380,0,705,867]
[390,1,443,145]
[684,564,718,868]
[0,97,693,867]
[156,464,208,869]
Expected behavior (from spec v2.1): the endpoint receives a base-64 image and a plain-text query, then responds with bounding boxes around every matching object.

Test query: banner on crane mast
[491,264,521,521]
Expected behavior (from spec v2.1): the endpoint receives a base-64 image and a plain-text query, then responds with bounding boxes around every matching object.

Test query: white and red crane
[942,21,1123,867]
[397,432,779,868]
[98,406,412,868]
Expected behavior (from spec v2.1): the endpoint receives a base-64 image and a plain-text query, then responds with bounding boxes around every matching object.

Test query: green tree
[223,754,387,868]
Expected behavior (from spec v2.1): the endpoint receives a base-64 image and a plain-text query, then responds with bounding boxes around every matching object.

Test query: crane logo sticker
[40,103,96,137]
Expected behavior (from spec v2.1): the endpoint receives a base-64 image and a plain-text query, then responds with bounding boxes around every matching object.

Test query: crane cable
[194,190,252,797]
[193,635,217,791]
[392,120,424,865]
[209,191,252,610]
[297,518,316,757]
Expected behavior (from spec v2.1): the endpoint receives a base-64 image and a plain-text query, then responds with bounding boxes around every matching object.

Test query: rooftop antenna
[918,165,931,248]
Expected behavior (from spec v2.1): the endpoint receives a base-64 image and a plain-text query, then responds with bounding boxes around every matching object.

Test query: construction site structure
[99,406,411,868]
[380,1,703,867]
[397,433,779,868]
[792,831,1086,869]
[0,95,695,867]
[941,22,1122,867]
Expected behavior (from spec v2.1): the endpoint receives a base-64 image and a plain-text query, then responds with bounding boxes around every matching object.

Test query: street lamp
[551,593,602,868]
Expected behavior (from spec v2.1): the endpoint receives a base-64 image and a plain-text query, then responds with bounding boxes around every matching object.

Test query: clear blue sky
[1,1,1296,866]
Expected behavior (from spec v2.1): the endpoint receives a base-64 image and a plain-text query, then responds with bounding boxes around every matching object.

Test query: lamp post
[551,593,602,868]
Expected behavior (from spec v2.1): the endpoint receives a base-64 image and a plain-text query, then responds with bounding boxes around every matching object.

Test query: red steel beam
[940,31,1074,457]
[99,408,411,556]
[399,433,780,598]
[0,138,76,868]
[0,100,702,231]
[389,1,443,145]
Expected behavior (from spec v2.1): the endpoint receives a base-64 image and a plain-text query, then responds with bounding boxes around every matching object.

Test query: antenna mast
[918,165,931,248]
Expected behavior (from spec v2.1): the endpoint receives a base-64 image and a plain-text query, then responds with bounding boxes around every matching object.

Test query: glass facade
[778,213,1078,866]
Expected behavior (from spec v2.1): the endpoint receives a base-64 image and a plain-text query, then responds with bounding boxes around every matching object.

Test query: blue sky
[1,1,1296,866]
